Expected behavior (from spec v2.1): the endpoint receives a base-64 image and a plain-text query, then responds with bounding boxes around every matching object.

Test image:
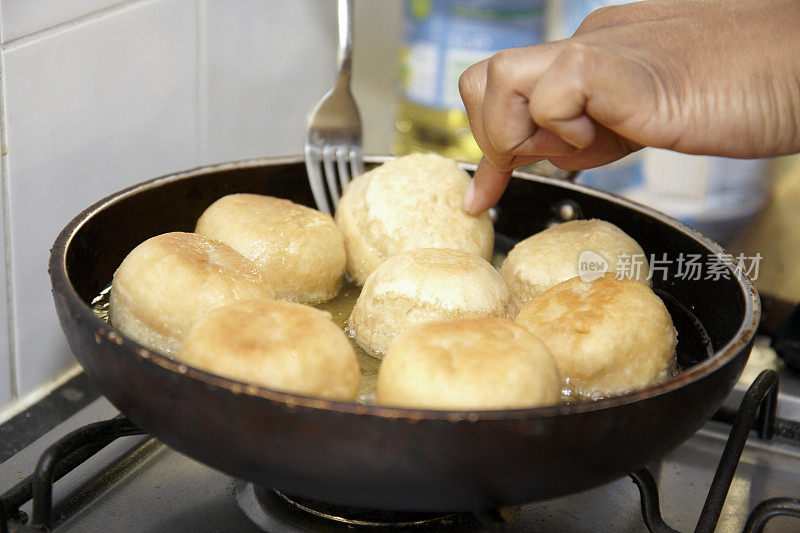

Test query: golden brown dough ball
[335,153,494,285]
[195,193,346,303]
[515,275,677,398]
[347,248,514,357]
[175,300,360,401]
[376,317,561,410]
[109,232,274,355]
[500,219,649,307]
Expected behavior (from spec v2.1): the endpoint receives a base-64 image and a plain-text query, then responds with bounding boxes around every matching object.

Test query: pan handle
[757,293,800,372]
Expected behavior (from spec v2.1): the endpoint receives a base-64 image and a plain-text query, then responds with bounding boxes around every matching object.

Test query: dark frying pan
[48,156,759,512]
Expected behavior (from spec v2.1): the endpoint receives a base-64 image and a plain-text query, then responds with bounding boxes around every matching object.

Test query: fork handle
[336,0,355,83]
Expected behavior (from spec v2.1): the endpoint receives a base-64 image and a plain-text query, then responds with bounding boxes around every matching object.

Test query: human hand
[459,0,800,214]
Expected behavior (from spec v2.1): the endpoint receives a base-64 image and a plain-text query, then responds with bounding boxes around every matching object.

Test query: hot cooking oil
[90,264,705,408]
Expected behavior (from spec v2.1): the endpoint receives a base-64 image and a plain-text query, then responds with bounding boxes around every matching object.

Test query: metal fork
[304,0,364,215]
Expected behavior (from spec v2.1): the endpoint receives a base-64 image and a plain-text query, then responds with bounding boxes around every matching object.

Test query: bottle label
[401,0,546,110]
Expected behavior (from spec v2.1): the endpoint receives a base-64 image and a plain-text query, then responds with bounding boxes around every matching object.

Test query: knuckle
[457,69,478,101]
[528,45,599,126]
[486,49,519,84]
[542,43,598,96]
[557,42,597,71]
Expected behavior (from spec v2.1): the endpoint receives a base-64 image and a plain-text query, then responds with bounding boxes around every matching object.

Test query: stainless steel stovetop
[2,338,800,532]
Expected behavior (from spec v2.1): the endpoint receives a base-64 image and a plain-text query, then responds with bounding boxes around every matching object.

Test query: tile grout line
[196,0,207,166]
[0,0,150,52]
[0,41,16,401]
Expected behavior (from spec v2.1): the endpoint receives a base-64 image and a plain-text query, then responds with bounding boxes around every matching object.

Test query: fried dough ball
[376,317,561,410]
[335,153,494,285]
[500,219,649,307]
[109,232,274,355]
[515,275,677,398]
[195,193,346,303]
[347,248,514,357]
[175,300,360,401]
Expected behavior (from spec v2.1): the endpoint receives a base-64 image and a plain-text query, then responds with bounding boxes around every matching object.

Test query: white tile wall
[199,0,337,164]
[199,0,401,165]
[2,0,198,398]
[352,0,402,155]
[0,0,402,413]
[0,0,127,43]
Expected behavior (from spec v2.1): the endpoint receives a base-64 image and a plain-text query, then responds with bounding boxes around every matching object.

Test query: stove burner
[273,490,458,527]
[235,482,501,531]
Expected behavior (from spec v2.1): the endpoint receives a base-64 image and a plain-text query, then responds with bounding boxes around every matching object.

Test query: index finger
[463,157,513,215]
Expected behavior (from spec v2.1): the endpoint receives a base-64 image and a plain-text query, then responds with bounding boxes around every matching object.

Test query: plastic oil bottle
[394,0,548,162]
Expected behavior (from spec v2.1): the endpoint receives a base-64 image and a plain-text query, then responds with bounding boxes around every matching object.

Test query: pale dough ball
[347,248,514,357]
[335,153,494,285]
[500,219,649,307]
[109,232,274,355]
[376,317,561,410]
[515,275,677,398]
[175,300,360,401]
[195,193,346,303]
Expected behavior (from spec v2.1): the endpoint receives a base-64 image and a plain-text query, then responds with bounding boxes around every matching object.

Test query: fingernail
[463,180,476,213]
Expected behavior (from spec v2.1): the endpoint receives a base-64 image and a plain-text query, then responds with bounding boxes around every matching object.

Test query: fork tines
[305,144,363,215]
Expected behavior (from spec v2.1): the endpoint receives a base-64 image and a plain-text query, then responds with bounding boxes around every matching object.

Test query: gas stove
[2,338,800,532]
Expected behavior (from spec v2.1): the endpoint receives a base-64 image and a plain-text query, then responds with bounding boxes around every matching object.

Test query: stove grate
[2,370,800,532]
[0,418,142,532]
[631,370,800,533]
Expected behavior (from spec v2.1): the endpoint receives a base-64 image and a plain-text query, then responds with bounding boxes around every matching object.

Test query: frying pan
[49,156,759,512]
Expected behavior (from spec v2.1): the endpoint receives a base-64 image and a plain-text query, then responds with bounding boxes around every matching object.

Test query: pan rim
[50,155,761,422]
